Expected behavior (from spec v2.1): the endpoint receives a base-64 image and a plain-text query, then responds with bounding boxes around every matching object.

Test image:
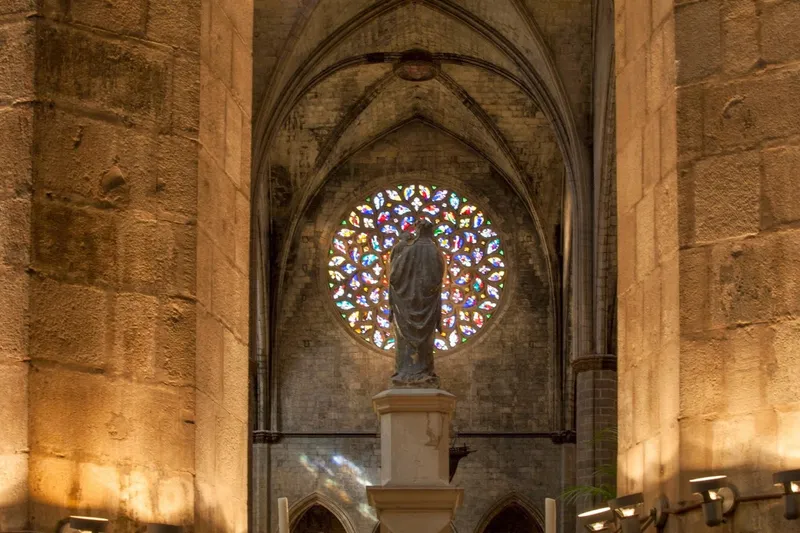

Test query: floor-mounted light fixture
[609,493,644,533]
[577,507,615,532]
[774,469,800,520]
[69,516,109,533]
[690,475,737,526]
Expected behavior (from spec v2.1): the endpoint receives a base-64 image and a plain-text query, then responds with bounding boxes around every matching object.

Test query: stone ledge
[571,354,617,373]
[373,388,457,415]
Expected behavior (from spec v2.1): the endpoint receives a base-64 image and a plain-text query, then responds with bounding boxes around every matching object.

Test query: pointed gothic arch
[472,493,545,533]
[289,492,358,533]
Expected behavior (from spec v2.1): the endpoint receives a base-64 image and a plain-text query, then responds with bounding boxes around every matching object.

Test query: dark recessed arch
[473,493,545,533]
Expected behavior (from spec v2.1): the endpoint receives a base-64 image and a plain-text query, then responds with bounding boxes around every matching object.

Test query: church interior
[1,0,799,532]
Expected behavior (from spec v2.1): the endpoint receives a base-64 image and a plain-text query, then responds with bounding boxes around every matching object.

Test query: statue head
[415,219,435,239]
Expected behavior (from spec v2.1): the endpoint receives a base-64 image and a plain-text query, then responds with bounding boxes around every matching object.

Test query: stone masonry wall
[196,0,253,531]
[617,0,800,531]
[0,1,34,529]
[0,1,252,531]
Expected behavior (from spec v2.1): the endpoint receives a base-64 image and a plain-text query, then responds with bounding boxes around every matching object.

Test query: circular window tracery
[326,184,506,352]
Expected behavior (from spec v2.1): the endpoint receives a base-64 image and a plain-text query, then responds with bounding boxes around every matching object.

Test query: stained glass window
[326,184,506,352]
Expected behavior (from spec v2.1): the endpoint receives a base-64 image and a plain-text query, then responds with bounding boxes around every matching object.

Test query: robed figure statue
[388,219,445,388]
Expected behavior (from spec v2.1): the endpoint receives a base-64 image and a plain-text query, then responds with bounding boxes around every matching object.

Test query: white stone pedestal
[367,389,463,533]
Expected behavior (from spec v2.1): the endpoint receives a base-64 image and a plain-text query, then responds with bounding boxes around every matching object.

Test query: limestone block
[198,150,236,253]
[654,169,677,264]
[624,0,650,66]
[196,309,224,400]
[675,0,721,84]
[196,228,213,307]
[678,247,709,334]
[762,145,800,228]
[71,0,147,34]
[195,390,218,485]
[675,84,703,162]
[651,0,672,30]
[642,114,661,192]
[231,35,253,111]
[635,192,655,278]
[761,0,800,64]
[36,25,171,126]
[721,2,759,75]
[678,337,724,418]
[222,328,248,421]
[0,197,30,268]
[172,53,201,134]
[156,134,199,217]
[221,0,254,45]
[703,68,800,154]
[34,107,158,210]
[0,20,35,102]
[30,278,109,369]
[147,0,202,51]
[0,107,33,200]
[156,298,197,386]
[0,0,34,15]
[691,150,760,244]
[225,95,243,185]
[207,1,233,83]
[645,27,664,118]
[33,202,117,282]
[112,292,158,381]
[0,453,28,531]
[211,253,247,338]
[617,133,643,215]
[234,191,249,273]
[617,207,636,294]
[766,319,800,408]
[0,267,28,362]
[0,362,27,454]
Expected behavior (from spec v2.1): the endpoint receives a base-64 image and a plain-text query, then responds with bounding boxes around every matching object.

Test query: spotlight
[609,493,644,533]
[690,475,736,527]
[774,469,800,520]
[69,516,109,533]
[577,507,615,532]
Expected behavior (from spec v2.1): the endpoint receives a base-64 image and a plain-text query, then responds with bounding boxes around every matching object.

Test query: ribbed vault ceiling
[253,0,592,308]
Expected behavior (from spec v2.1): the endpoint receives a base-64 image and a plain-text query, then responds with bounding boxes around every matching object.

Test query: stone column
[572,355,617,518]
[616,0,800,531]
[367,389,463,533]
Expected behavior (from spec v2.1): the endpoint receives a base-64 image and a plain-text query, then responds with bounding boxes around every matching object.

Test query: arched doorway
[482,503,541,533]
[474,494,544,533]
[292,504,348,533]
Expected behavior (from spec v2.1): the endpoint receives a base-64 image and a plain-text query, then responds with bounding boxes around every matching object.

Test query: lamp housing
[774,469,800,520]
[690,476,731,527]
[609,493,644,533]
[69,516,109,533]
[577,507,615,532]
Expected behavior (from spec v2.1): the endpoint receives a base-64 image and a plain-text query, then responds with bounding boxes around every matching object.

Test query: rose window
[326,184,506,352]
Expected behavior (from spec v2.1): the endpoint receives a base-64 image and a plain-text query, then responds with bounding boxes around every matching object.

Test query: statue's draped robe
[388,235,444,383]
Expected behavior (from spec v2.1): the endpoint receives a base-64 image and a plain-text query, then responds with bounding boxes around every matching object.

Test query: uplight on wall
[774,469,800,520]
[577,507,614,532]
[609,493,644,533]
[69,516,109,533]
[689,475,737,527]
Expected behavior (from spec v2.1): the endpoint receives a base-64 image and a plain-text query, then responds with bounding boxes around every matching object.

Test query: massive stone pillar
[616,0,800,530]
[0,2,34,529]
[573,355,617,516]
[0,1,253,531]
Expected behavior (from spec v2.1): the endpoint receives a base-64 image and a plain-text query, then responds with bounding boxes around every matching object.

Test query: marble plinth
[367,388,463,533]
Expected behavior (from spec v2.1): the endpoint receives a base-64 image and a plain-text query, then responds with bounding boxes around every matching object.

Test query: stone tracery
[327,184,506,352]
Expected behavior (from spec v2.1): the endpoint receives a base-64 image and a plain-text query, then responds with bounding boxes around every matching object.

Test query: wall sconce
[577,507,615,531]
[609,493,644,533]
[774,469,800,520]
[69,516,109,533]
[690,476,737,527]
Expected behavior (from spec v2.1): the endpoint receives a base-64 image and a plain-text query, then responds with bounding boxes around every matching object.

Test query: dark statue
[388,219,445,388]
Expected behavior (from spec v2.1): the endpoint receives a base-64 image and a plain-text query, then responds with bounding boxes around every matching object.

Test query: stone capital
[367,486,463,533]
[571,353,617,373]
[372,388,457,415]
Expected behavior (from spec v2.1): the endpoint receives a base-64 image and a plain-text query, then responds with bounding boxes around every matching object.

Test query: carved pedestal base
[367,389,463,533]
